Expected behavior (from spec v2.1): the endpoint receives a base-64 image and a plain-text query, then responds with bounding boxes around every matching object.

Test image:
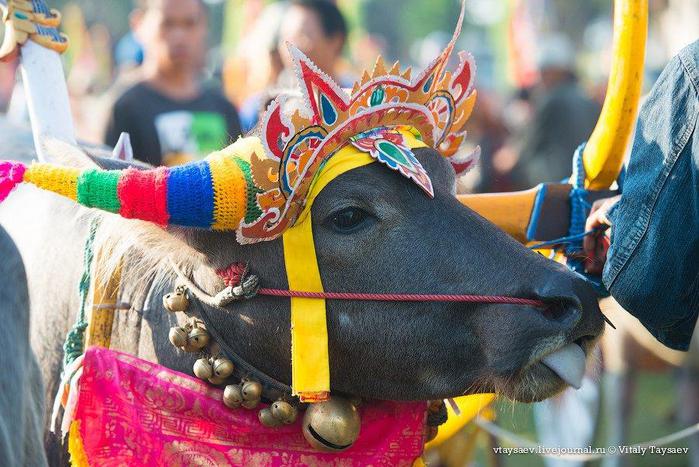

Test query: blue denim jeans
[604,40,699,351]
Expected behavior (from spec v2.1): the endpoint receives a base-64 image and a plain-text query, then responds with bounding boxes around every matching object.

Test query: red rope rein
[217,263,546,308]
[256,288,546,307]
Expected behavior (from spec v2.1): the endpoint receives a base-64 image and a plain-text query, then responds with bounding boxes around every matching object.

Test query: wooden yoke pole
[20,40,77,158]
[459,0,648,242]
[583,0,647,189]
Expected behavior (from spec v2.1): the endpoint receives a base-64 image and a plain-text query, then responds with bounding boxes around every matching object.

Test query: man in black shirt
[105,0,241,167]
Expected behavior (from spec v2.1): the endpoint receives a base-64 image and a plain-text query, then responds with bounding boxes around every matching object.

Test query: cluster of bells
[163,284,364,451]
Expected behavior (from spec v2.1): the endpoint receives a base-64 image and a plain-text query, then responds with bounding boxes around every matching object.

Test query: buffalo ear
[41,137,153,171]
[84,142,152,171]
[88,152,151,171]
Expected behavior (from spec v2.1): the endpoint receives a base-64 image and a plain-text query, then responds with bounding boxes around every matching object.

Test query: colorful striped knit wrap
[0,127,435,244]
[0,137,265,232]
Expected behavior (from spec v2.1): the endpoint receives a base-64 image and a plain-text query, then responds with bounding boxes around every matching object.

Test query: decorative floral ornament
[350,126,434,196]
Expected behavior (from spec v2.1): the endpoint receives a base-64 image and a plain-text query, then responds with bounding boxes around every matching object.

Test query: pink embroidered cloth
[68,347,427,466]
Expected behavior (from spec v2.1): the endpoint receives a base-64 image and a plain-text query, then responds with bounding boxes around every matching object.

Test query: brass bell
[242,398,260,409]
[349,396,363,408]
[258,407,282,427]
[208,375,228,386]
[193,358,213,380]
[302,396,361,452]
[212,358,235,379]
[163,290,189,312]
[168,327,187,348]
[223,384,244,408]
[271,400,297,424]
[241,380,263,401]
[183,327,210,352]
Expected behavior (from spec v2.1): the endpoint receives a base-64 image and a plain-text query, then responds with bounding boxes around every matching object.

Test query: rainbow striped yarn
[0,139,264,232]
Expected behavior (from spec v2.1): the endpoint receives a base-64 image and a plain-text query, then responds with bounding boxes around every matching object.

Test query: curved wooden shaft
[20,41,77,160]
[462,0,648,241]
[458,189,539,243]
[459,184,616,245]
[425,394,495,449]
[582,0,648,189]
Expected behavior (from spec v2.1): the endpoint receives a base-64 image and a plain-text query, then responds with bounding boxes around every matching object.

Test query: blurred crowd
[0,0,697,194]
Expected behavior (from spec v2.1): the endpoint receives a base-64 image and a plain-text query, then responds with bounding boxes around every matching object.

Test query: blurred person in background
[277,0,348,87]
[464,91,511,193]
[513,34,600,186]
[114,5,145,73]
[480,87,535,192]
[233,2,287,133]
[104,0,241,166]
[94,2,150,142]
[240,0,349,132]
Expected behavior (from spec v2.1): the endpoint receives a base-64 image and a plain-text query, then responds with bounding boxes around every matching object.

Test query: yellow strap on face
[282,128,426,402]
[282,147,373,402]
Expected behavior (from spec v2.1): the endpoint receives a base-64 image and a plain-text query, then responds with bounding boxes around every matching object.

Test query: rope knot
[214,262,260,306]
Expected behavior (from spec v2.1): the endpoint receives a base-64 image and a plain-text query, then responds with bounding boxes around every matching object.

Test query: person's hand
[583,195,621,275]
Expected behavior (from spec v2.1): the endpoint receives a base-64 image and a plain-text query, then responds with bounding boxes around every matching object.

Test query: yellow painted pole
[582,0,647,189]
[458,188,540,244]
[459,0,647,240]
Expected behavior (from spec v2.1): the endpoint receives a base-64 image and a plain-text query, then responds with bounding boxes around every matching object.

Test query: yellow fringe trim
[24,163,81,201]
[68,420,90,467]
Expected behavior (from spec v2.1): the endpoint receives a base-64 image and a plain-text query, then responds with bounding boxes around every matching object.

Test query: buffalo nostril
[532,275,584,322]
[539,299,581,326]
[541,305,559,321]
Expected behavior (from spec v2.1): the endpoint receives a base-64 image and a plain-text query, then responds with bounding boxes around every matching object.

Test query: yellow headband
[283,129,426,402]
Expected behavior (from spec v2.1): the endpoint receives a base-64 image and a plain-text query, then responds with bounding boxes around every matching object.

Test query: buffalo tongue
[541,343,586,389]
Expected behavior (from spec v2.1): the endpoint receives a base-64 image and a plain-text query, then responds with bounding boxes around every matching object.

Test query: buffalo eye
[329,207,369,233]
